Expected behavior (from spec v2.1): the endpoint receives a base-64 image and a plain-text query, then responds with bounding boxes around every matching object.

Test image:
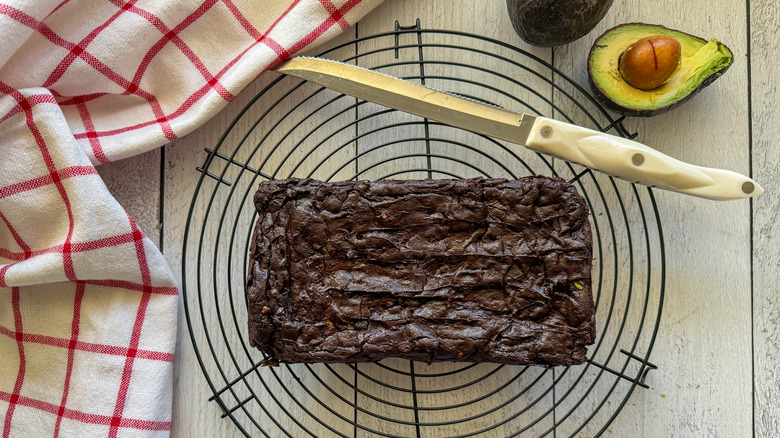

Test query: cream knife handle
[523,117,762,200]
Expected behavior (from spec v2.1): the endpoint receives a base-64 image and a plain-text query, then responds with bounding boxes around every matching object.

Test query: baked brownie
[246,177,595,366]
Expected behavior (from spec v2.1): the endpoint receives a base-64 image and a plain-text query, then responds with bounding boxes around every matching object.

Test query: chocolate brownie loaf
[246,177,595,366]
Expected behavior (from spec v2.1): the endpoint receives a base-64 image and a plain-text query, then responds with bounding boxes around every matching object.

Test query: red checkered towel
[0,0,382,436]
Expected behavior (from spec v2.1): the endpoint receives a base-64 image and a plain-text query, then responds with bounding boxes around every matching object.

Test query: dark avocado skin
[587,23,733,117]
[507,0,613,47]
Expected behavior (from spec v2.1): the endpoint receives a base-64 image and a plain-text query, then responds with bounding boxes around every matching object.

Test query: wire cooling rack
[182,22,666,437]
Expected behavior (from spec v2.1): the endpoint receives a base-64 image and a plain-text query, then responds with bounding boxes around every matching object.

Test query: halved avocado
[588,23,733,117]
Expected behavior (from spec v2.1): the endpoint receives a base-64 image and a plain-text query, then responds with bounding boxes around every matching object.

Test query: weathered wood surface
[101,0,778,435]
[750,1,780,437]
[554,1,754,437]
[97,148,162,247]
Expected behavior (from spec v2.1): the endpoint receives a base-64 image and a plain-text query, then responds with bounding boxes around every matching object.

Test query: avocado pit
[619,36,681,91]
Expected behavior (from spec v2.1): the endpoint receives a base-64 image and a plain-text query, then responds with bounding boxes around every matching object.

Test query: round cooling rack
[182,24,666,438]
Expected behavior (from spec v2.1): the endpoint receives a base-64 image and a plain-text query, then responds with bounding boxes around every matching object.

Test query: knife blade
[273,56,762,200]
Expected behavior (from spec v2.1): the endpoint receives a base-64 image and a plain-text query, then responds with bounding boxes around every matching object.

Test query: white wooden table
[99,0,780,436]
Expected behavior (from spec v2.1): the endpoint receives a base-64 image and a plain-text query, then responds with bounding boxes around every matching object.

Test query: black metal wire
[182,24,665,438]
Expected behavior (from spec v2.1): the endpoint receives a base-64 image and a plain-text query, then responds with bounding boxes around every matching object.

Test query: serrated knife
[274,56,762,200]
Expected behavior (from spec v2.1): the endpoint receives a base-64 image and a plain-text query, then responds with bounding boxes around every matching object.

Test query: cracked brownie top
[247,177,594,366]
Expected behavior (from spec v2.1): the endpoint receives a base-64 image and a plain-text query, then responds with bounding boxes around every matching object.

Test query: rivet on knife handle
[523,115,762,200]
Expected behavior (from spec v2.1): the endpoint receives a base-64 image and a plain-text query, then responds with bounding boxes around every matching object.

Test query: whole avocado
[506,0,613,47]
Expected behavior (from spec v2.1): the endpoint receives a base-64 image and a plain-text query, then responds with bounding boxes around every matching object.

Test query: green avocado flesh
[589,24,733,114]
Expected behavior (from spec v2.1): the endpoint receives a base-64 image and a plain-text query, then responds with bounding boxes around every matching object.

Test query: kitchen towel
[0,0,383,436]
